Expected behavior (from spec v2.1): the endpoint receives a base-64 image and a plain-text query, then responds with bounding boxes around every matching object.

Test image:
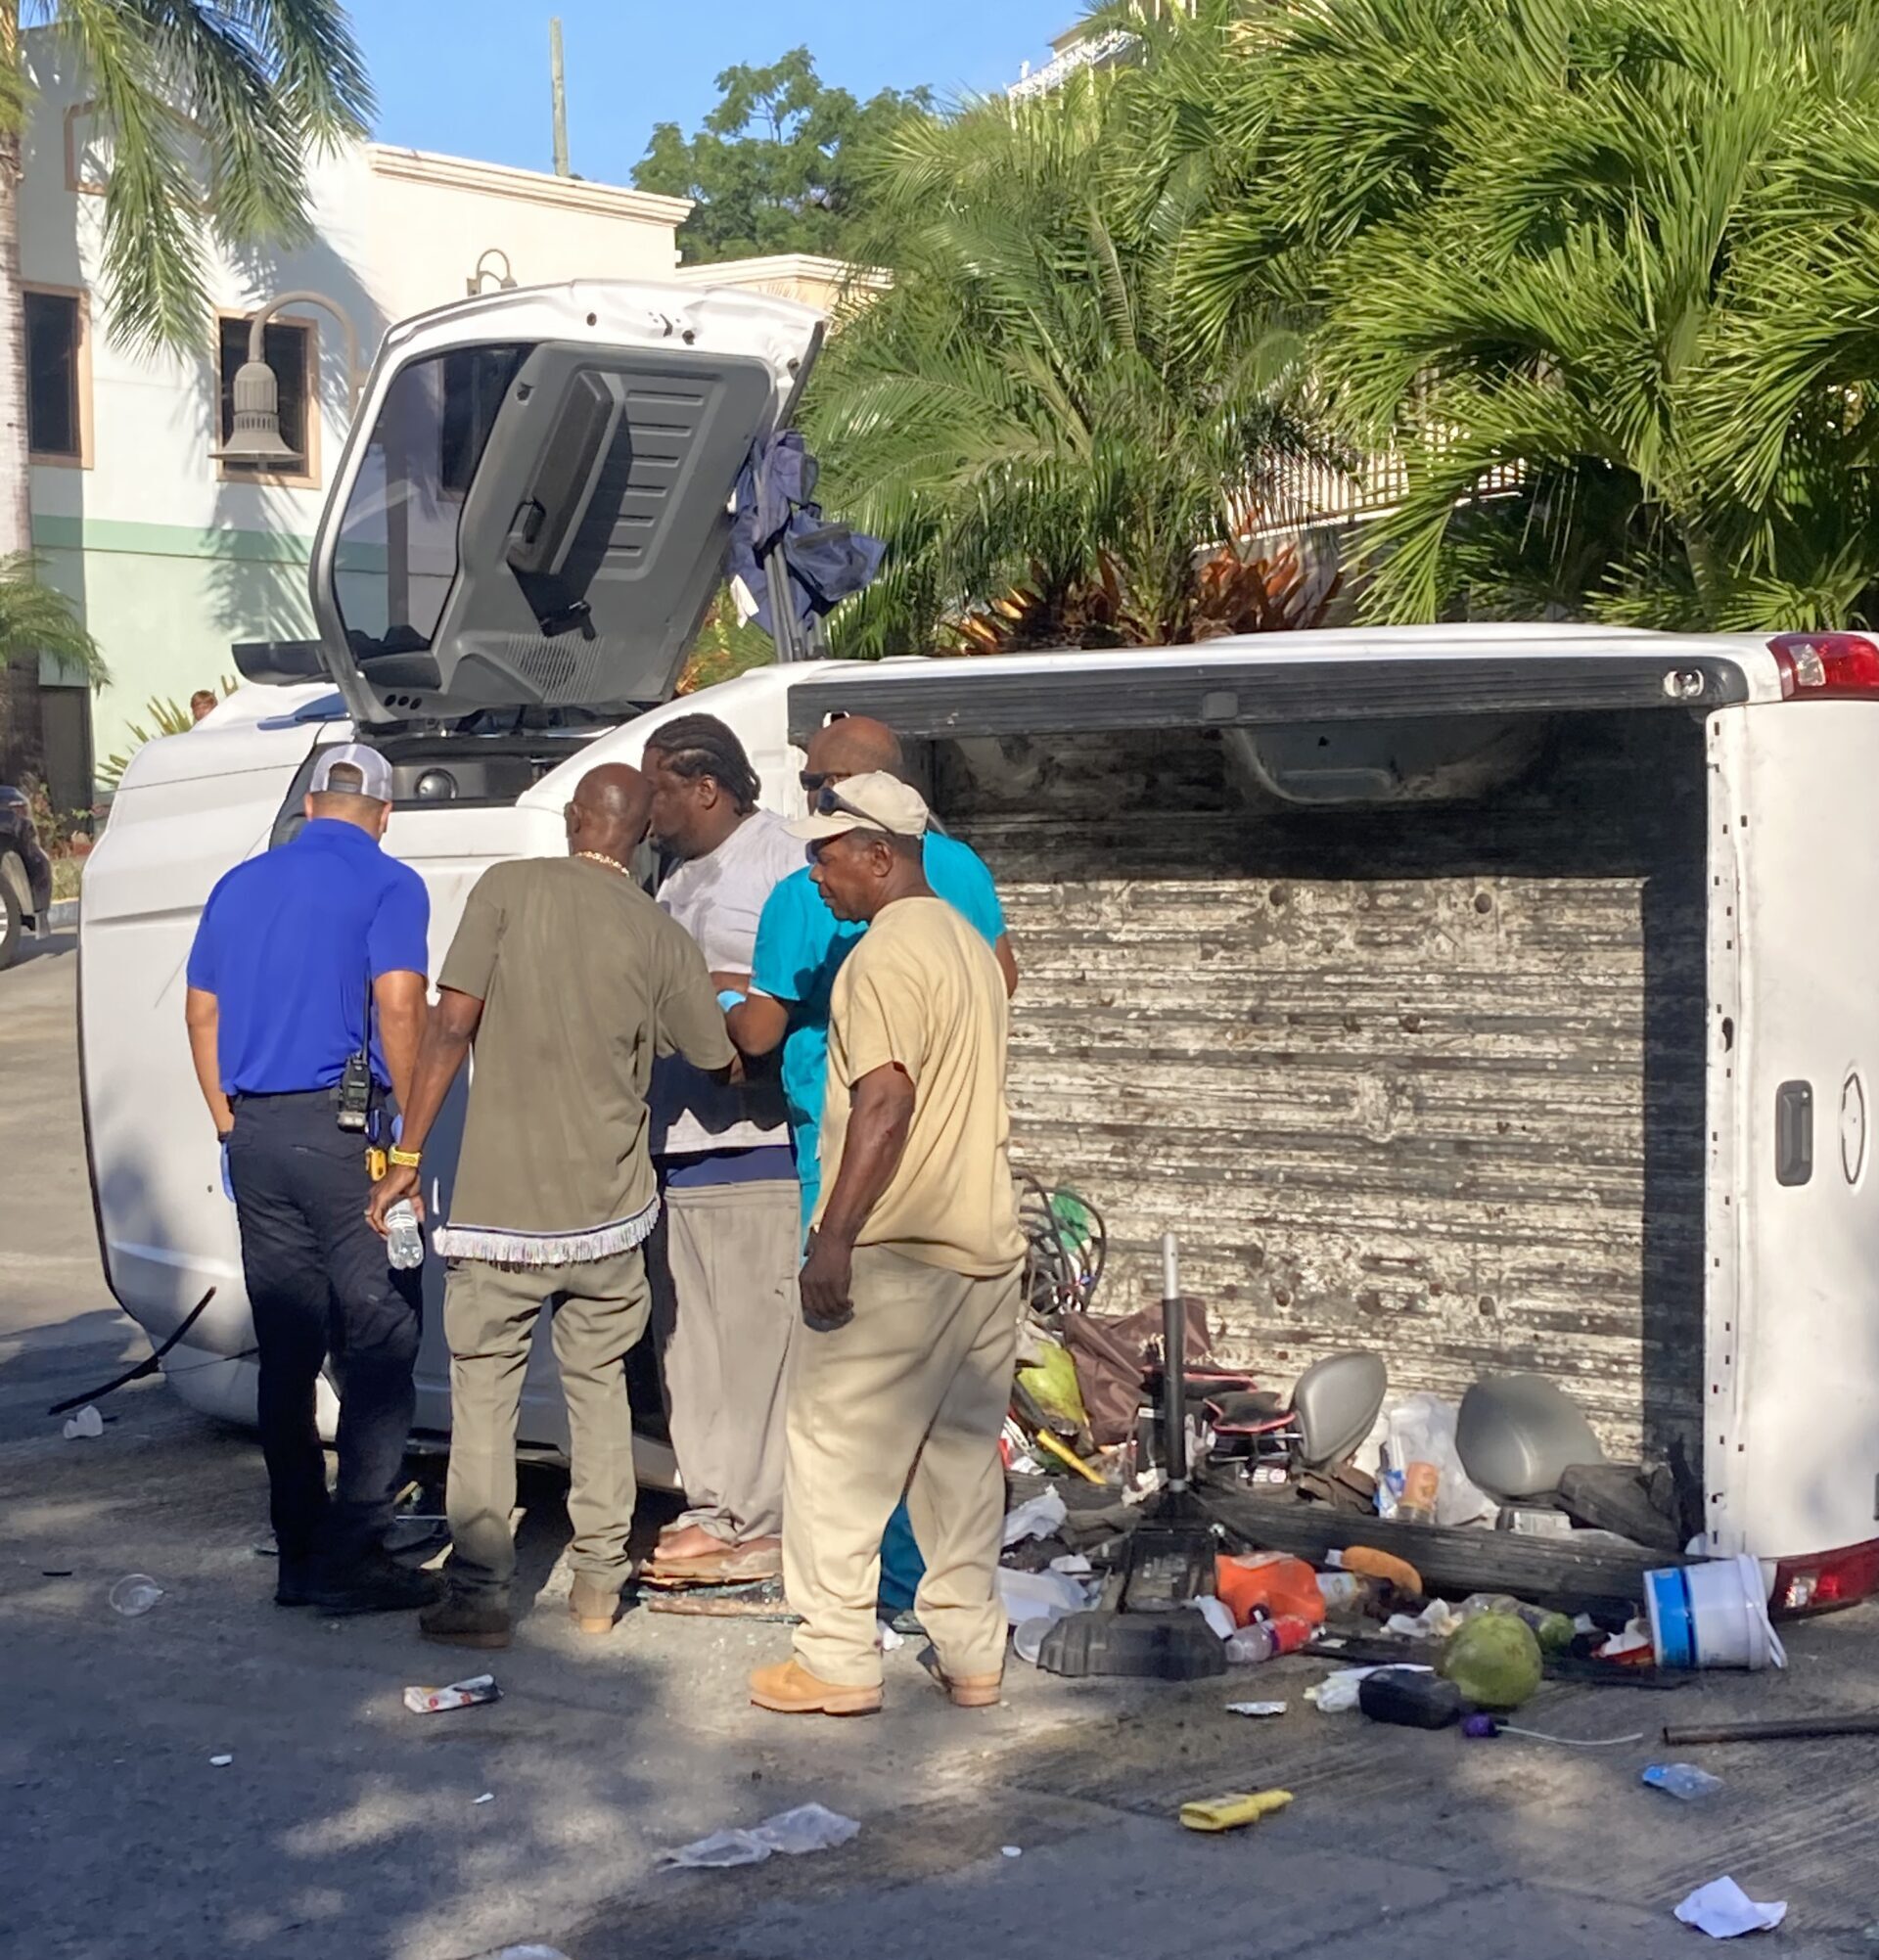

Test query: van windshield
[333,344,530,654]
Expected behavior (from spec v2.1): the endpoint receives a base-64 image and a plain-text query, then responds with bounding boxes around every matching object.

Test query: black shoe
[420,1590,514,1649]
[307,1553,444,1617]
[274,1559,317,1608]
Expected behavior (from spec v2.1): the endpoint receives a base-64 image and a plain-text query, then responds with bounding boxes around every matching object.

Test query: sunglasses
[798,769,848,794]
[813,784,879,824]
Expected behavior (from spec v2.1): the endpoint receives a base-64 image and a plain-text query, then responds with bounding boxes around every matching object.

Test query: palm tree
[0,1,371,784]
[1149,0,1879,631]
[802,53,1333,658]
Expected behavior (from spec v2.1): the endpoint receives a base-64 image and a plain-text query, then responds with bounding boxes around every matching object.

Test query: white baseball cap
[310,743,395,803]
[786,770,930,842]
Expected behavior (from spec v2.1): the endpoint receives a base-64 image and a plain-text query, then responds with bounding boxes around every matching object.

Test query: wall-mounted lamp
[214,289,365,466]
[467,248,519,296]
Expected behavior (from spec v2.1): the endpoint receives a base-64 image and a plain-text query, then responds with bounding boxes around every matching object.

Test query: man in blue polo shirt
[725,715,1016,1611]
[185,744,436,1618]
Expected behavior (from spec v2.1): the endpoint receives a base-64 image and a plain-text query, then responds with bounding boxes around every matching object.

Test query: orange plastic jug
[1215,1553,1327,1629]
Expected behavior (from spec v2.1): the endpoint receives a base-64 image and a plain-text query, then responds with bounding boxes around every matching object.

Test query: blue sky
[353,3,1080,187]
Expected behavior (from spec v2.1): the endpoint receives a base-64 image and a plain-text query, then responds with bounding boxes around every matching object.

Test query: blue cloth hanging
[727,431,885,644]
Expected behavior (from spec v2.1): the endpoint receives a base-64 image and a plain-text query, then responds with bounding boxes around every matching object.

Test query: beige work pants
[442,1249,649,1599]
[651,1177,800,1544]
[783,1244,1022,1689]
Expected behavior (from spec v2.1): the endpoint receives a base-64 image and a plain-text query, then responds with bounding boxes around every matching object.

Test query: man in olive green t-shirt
[370,764,735,1651]
[749,773,1024,1718]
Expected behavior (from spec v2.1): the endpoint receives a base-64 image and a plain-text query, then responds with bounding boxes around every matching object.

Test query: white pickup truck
[77,280,1879,1612]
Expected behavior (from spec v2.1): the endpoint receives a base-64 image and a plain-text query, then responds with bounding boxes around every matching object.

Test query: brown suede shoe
[419,1591,512,1650]
[750,1658,882,1716]
[570,1574,619,1635]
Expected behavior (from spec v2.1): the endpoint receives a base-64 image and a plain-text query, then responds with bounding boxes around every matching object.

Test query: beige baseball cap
[310,742,395,802]
[786,770,930,843]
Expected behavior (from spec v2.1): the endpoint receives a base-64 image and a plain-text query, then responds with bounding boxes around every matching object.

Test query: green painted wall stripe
[30,513,315,566]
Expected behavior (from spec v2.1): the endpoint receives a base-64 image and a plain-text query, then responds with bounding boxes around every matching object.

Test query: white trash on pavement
[1673,1877,1787,1938]
[659,1802,861,1871]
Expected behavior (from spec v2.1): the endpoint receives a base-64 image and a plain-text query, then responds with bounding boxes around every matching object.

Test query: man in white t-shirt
[642,713,806,1586]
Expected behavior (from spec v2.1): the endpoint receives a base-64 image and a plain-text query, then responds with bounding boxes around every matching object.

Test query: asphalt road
[6,930,1878,1960]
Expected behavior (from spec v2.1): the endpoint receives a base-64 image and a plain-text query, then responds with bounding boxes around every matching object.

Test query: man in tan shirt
[750,774,1024,1717]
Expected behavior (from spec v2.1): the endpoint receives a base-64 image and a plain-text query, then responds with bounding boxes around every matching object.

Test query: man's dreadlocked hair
[642,712,761,815]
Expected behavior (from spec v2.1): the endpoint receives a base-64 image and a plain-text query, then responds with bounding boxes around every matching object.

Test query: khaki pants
[783,1245,1021,1689]
[652,1177,800,1544]
[443,1249,650,1599]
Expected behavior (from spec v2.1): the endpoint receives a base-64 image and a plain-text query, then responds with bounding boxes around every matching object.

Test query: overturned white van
[79,281,1879,1610]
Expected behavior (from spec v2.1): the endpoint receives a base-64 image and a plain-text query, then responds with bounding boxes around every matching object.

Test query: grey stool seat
[1457,1373,1605,1501]
[1293,1352,1388,1470]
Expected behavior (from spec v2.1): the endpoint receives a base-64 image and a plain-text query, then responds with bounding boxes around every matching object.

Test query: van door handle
[1776,1080,1814,1187]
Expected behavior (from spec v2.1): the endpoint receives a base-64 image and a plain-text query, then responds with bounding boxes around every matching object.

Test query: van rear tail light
[1769,1538,1879,1616]
[1768,632,1879,699]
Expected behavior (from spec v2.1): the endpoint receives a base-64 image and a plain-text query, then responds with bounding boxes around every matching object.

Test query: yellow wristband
[388,1146,423,1168]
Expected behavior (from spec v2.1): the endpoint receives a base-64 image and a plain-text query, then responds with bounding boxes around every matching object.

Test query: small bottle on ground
[1224,1614,1313,1665]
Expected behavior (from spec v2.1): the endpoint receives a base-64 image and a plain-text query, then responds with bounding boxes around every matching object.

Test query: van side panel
[941,712,1711,1464]
[1710,703,1879,1560]
[80,725,323,1400]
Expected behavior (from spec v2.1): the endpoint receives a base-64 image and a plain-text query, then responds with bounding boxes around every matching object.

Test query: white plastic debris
[108,1574,163,1618]
[997,1565,1094,1628]
[659,1802,861,1870]
[208,1755,233,1767]
[1673,1877,1788,1938]
[1226,1702,1288,1718]
[1001,1846,1023,1858]
[1001,1487,1068,1548]
[1048,1552,1092,1575]
[876,1618,905,1653]
[62,1404,104,1440]
[1306,1664,1434,1713]
[473,1792,495,1805]
[1187,1594,1236,1641]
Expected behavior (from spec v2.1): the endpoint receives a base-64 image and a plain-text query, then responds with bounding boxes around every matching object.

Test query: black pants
[226,1092,422,1567]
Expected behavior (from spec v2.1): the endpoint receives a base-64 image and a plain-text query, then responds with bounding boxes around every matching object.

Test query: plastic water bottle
[386,1201,425,1271]
[1642,1762,1723,1801]
[1224,1614,1312,1665]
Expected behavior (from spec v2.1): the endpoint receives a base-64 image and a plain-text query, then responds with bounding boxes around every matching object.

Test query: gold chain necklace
[574,850,630,876]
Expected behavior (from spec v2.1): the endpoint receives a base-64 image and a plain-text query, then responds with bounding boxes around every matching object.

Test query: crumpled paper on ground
[1001,1487,1068,1548]
[1673,1877,1788,1937]
[658,1802,861,1870]
[1385,1599,1463,1642]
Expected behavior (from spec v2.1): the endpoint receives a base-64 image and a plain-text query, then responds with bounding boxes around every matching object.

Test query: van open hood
[303,281,825,730]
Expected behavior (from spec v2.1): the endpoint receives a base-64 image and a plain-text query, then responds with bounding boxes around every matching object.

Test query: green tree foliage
[633,47,931,265]
[1131,0,1879,630]
[10,1,373,356]
[801,55,1333,657]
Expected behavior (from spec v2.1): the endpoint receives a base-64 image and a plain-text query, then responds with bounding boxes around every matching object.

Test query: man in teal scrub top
[726,715,1018,1233]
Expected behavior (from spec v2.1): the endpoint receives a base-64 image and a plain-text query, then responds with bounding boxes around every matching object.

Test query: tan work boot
[938,1669,1003,1709]
[570,1573,619,1635]
[749,1658,882,1716]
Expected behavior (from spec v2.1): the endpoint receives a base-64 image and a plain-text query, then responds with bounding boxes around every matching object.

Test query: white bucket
[1678,1554,1787,1672]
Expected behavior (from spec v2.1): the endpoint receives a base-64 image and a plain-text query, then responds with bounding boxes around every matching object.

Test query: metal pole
[550,18,571,178]
[1161,1232,1188,1492]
